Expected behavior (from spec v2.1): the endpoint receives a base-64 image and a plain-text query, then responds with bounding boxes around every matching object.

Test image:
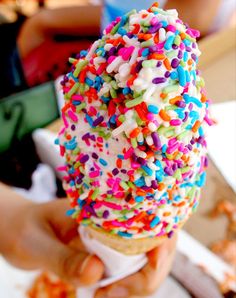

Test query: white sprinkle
[159,28,166,42]
[148,122,157,132]
[119,63,131,77]
[146,135,153,146]
[135,149,147,159]
[137,132,144,143]
[107,56,123,73]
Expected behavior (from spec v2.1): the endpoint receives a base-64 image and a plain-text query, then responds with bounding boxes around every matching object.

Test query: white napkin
[77,226,148,298]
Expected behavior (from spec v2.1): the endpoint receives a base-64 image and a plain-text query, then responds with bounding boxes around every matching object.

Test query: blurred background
[0,0,235,297]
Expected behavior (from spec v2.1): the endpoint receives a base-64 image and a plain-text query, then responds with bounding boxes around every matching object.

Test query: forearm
[164,0,222,36]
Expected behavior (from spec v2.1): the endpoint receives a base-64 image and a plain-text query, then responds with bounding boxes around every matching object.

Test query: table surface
[47,25,236,247]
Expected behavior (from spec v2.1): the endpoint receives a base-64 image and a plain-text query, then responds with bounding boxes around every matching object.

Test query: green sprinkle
[91,188,100,200]
[111,22,120,35]
[73,60,88,77]
[127,181,135,189]
[141,39,154,47]
[67,83,80,98]
[177,130,189,140]
[126,9,137,17]
[81,219,91,225]
[142,59,157,68]
[174,169,182,180]
[118,115,125,122]
[180,60,186,67]
[181,166,191,173]
[72,147,80,155]
[162,84,179,94]
[131,138,138,148]
[79,83,85,95]
[125,95,143,108]
[166,50,177,59]
[174,35,181,46]
[120,181,129,191]
[76,102,86,112]
[69,57,77,64]
[74,161,81,169]
[110,80,118,89]
[103,74,112,82]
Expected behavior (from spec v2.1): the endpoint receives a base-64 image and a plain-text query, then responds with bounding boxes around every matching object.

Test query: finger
[38,199,80,244]
[95,234,177,298]
[33,227,104,286]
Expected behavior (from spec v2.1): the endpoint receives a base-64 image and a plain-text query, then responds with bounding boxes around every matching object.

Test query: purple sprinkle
[121,169,127,174]
[156,61,162,67]
[92,152,98,159]
[108,46,116,56]
[164,71,171,78]
[164,167,174,176]
[204,156,209,167]
[135,60,143,73]
[192,43,196,49]
[82,132,90,140]
[148,22,162,33]
[187,144,192,150]
[171,58,179,68]
[189,103,193,111]
[172,164,178,171]
[90,135,96,141]
[182,112,189,122]
[149,45,158,53]
[107,190,113,195]
[80,154,89,163]
[172,44,178,50]
[168,231,174,238]
[176,101,186,108]
[85,205,97,216]
[151,180,158,189]
[71,124,76,131]
[186,46,192,52]
[178,51,183,59]
[191,53,197,61]
[103,210,109,219]
[151,132,161,149]
[112,168,119,176]
[137,157,147,166]
[152,77,166,84]
[93,116,104,127]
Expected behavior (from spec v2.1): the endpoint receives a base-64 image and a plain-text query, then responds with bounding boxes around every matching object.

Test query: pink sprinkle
[150,16,158,26]
[110,220,124,227]
[115,192,125,198]
[204,115,214,126]
[108,56,116,64]
[62,114,69,127]
[102,201,122,210]
[89,106,97,115]
[127,170,134,176]
[122,46,135,60]
[124,147,134,159]
[105,23,114,34]
[178,143,185,152]
[118,47,126,56]
[180,43,185,50]
[59,127,66,135]
[91,181,100,187]
[112,178,121,192]
[131,162,140,169]
[166,25,176,32]
[68,110,78,122]
[97,137,103,143]
[93,202,102,209]
[107,178,115,188]
[186,28,200,38]
[71,94,84,101]
[63,87,70,93]
[94,162,101,170]
[166,142,179,154]
[147,113,155,121]
[168,138,177,146]
[170,119,182,126]
[89,171,100,178]
[56,166,67,171]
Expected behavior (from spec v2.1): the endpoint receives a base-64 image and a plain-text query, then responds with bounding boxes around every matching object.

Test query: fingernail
[79,255,92,275]
[108,286,129,298]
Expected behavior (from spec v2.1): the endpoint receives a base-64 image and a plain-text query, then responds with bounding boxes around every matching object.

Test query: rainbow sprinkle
[58,2,212,240]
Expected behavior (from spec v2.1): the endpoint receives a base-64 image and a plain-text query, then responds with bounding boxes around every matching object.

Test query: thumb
[36,229,104,286]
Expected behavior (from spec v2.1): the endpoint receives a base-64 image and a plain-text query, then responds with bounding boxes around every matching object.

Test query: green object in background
[0,81,60,153]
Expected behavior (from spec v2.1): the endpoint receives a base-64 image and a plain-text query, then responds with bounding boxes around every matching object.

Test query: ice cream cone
[85,226,166,255]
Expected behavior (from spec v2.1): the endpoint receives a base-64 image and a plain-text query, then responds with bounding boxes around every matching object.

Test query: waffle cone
[86,226,167,255]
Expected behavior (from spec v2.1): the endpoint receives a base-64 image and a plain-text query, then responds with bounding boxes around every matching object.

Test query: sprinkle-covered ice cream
[57,2,212,239]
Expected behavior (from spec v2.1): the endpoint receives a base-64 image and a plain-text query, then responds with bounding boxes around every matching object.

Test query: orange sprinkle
[167,189,173,200]
[142,127,150,135]
[154,32,159,44]
[187,59,193,65]
[127,74,137,87]
[201,93,207,103]
[66,134,72,140]
[130,127,140,138]
[159,109,171,121]
[158,183,165,191]
[116,159,122,168]
[180,33,186,40]
[163,58,171,70]
[192,120,201,133]
[163,212,171,217]
[160,92,167,99]
[169,96,182,105]
[178,201,186,207]
[136,189,147,196]
[146,151,154,159]
[149,53,165,60]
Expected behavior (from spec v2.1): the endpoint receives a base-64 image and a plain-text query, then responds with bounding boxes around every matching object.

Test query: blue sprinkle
[70,180,75,186]
[198,126,204,136]
[65,142,77,150]
[118,27,127,35]
[154,160,162,168]
[117,154,124,160]
[54,138,59,145]
[120,15,128,26]
[161,144,167,153]
[72,100,81,105]
[142,165,153,176]
[183,39,191,46]
[68,167,75,175]
[175,109,185,119]
[164,35,175,50]
[83,183,90,189]
[183,94,202,108]
[180,182,194,188]
[123,87,131,95]
[85,114,94,127]
[148,104,159,114]
[134,177,145,187]
[177,66,186,87]
[170,71,178,80]
[150,216,160,228]
[118,231,132,238]
[80,50,88,57]
[191,70,197,80]
[185,70,190,82]
[66,209,75,216]
[183,51,188,62]
[155,172,163,182]
[101,96,110,103]
[110,115,117,123]
[99,158,108,166]
[85,77,93,86]
[185,124,192,130]
[174,195,181,202]
[135,196,144,202]
[142,48,150,57]
[196,172,206,187]
[161,20,168,27]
